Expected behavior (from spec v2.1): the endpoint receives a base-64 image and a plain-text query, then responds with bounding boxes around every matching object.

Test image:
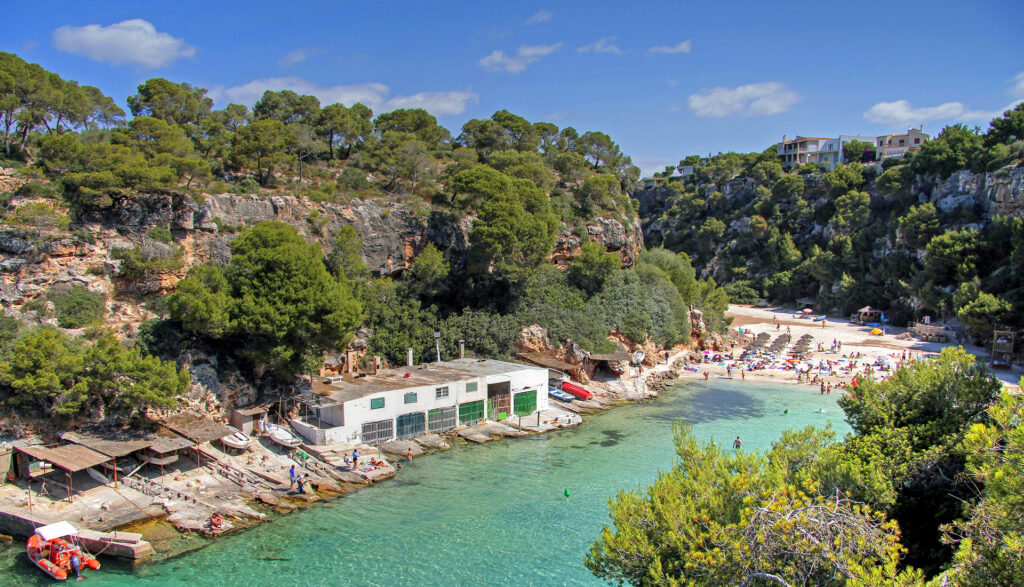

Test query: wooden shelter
[60,426,194,480]
[855,306,883,324]
[12,442,111,502]
[230,405,271,435]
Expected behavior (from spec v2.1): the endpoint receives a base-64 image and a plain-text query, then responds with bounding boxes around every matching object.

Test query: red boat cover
[560,381,593,400]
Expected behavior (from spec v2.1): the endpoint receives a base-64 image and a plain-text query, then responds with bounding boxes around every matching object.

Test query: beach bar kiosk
[291,358,549,446]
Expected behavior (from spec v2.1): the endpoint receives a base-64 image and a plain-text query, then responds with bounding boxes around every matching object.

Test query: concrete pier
[0,505,154,559]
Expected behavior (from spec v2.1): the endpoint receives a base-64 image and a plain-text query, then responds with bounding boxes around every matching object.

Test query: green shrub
[234,177,260,193]
[21,298,49,316]
[2,201,70,230]
[339,167,368,191]
[14,181,60,200]
[48,285,106,328]
[111,242,184,281]
[723,280,761,304]
[147,226,174,243]
[71,228,96,245]
[86,264,106,276]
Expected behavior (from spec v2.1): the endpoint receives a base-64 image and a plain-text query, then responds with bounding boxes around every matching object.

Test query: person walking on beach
[733,436,743,449]
[741,370,745,381]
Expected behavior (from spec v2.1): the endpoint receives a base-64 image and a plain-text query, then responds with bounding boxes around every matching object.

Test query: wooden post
[113,456,118,488]
[66,471,72,503]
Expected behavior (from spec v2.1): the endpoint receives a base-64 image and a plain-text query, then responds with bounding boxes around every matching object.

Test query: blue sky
[7,1,1024,174]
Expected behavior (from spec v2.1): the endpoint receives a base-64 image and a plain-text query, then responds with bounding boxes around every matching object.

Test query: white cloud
[649,40,691,54]
[577,37,622,55]
[277,49,308,68]
[385,91,480,116]
[52,19,195,68]
[863,99,1021,127]
[688,82,800,117]
[525,10,552,24]
[1010,72,1024,99]
[478,43,561,73]
[210,77,478,117]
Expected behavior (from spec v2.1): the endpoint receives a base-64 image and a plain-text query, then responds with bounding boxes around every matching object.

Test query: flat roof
[518,352,580,372]
[60,429,153,458]
[588,352,631,362]
[14,443,110,473]
[310,358,547,404]
[162,412,234,443]
[149,428,195,453]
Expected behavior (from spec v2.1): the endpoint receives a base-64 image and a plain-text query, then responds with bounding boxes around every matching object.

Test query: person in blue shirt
[289,465,297,490]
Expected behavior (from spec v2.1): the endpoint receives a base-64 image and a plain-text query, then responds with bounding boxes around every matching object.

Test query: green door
[513,390,537,416]
[459,401,485,425]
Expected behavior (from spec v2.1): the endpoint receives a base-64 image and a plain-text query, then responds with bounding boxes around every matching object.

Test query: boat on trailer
[266,423,302,449]
[26,521,100,581]
[220,425,252,451]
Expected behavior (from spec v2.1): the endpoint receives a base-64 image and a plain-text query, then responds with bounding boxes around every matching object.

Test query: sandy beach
[667,305,1023,392]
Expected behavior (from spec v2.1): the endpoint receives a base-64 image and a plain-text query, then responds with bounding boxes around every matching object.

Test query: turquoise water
[0,379,850,586]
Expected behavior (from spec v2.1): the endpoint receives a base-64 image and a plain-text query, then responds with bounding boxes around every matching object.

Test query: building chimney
[373,356,381,376]
[406,348,414,366]
[459,340,465,359]
[346,350,355,374]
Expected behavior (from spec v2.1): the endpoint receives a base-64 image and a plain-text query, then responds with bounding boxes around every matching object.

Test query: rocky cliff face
[1,191,645,322]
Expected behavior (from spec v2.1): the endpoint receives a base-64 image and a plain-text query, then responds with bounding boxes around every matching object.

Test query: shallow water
[0,379,850,586]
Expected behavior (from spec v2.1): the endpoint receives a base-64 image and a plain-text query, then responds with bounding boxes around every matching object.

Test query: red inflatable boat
[26,522,100,581]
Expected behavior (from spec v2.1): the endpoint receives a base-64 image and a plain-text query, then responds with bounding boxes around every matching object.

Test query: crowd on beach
[677,319,935,392]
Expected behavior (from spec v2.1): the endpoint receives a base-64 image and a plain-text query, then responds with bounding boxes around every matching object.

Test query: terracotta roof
[14,444,110,473]
[161,412,234,443]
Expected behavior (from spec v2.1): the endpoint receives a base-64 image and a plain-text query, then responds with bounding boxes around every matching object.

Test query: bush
[14,181,60,200]
[71,228,96,245]
[723,280,761,304]
[234,177,260,193]
[111,241,184,281]
[2,201,70,230]
[47,285,106,328]
[147,226,173,243]
[339,166,368,191]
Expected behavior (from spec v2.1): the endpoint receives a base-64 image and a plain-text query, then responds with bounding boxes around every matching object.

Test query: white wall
[292,364,550,446]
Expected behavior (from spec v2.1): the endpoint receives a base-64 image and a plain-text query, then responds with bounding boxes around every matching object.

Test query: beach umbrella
[802,308,813,314]
[870,328,883,335]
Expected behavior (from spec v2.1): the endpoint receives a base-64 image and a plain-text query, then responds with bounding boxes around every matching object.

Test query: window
[370,397,385,410]
[404,392,417,404]
[914,138,920,144]
[466,381,478,393]
[435,386,449,399]
[899,139,905,145]
[878,140,883,146]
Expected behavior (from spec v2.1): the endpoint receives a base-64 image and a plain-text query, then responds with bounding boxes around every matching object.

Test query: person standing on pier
[289,465,297,490]
[353,449,360,469]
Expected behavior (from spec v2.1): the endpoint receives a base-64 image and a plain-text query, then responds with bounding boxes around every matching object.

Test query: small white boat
[266,423,302,449]
[221,425,252,451]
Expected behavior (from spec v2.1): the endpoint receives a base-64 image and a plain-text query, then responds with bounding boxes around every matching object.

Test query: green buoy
[784,409,789,414]
[564,489,571,497]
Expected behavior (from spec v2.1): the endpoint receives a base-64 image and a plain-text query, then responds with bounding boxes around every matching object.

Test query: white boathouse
[291,358,549,446]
